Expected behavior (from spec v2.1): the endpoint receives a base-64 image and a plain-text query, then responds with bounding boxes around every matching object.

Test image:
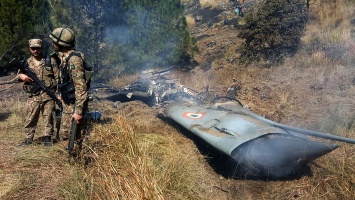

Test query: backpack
[65,52,93,89]
[57,51,93,104]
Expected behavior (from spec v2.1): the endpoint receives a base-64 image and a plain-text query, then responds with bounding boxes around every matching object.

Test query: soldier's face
[30,47,42,57]
[52,42,59,51]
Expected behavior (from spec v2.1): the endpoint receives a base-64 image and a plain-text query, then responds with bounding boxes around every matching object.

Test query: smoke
[102,4,182,72]
[104,26,130,44]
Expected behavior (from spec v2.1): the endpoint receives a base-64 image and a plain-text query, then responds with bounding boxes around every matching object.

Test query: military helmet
[49,28,76,47]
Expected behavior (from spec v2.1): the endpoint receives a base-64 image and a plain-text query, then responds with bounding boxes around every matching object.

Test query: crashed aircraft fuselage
[164,101,339,179]
[94,68,355,179]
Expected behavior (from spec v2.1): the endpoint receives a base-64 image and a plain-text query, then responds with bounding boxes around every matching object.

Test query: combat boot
[42,136,52,147]
[20,138,33,146]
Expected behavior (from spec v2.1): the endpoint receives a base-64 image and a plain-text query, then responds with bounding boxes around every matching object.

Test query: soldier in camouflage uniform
[18,39,58,146]
[49,28,88,142]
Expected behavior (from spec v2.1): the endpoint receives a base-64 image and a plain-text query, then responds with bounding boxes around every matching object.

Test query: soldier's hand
[18,74,33,83]
[58,95,63,102]
[72,113,82,124]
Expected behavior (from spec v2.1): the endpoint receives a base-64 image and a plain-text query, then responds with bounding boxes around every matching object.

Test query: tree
[0,0,51,73]
[49,0,197,78]
[49,0,110,74]
[100,0,197,73]
[238,0,308,64]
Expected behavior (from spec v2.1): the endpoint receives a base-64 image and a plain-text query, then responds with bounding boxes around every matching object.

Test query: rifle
[10,58,63,110]
[67,119,77,162]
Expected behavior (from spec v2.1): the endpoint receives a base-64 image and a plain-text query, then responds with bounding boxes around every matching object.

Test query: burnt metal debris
[92,68,355,179]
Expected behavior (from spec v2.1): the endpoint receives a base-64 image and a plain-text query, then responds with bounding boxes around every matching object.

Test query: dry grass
[84,115,163,199]
[0,92,211,199]
[185,14,196,28]
[1,0,355,199]
[65,110,210,199]
[66,0,355,199]
[303,0,352,45]
[199,0,229,9]
[0,93,70,199]
[108,72,138,88]
[172,1,355,198]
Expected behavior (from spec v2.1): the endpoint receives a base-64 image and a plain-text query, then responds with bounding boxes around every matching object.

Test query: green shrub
[238,0,308,64]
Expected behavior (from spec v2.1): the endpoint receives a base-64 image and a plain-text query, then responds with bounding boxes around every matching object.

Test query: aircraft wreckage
[93,68,355,179]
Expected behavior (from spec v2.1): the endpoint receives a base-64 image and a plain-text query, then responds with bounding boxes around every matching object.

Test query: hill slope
[1,0,355,199]
[184,0,355,130]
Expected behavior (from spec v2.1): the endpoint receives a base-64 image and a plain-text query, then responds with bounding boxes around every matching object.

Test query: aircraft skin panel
[164,102,287,155]
[164,102,339,179]
[95,69,350,179]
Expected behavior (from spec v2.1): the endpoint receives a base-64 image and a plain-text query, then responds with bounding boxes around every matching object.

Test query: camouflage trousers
[24,98,54,140]
[60,102,89,161]
[60,103,86,140]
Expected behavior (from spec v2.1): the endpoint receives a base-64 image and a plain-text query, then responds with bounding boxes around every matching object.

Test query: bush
[238,0,308,64]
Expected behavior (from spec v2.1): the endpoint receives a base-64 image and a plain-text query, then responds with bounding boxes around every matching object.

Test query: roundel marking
[182,112,206,119]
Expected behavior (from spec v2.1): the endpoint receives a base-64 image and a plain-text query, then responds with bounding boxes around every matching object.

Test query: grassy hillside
[1,0,355,199]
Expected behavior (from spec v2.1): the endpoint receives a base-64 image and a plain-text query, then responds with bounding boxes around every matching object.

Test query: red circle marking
[182,112,206,119]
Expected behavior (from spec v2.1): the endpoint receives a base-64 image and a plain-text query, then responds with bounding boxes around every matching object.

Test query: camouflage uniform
[58,50,88,139]
[21,56,58,140]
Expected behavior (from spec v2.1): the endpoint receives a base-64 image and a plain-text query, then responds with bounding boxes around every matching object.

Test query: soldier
[18,39,58,146]
[48,28,88,144]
